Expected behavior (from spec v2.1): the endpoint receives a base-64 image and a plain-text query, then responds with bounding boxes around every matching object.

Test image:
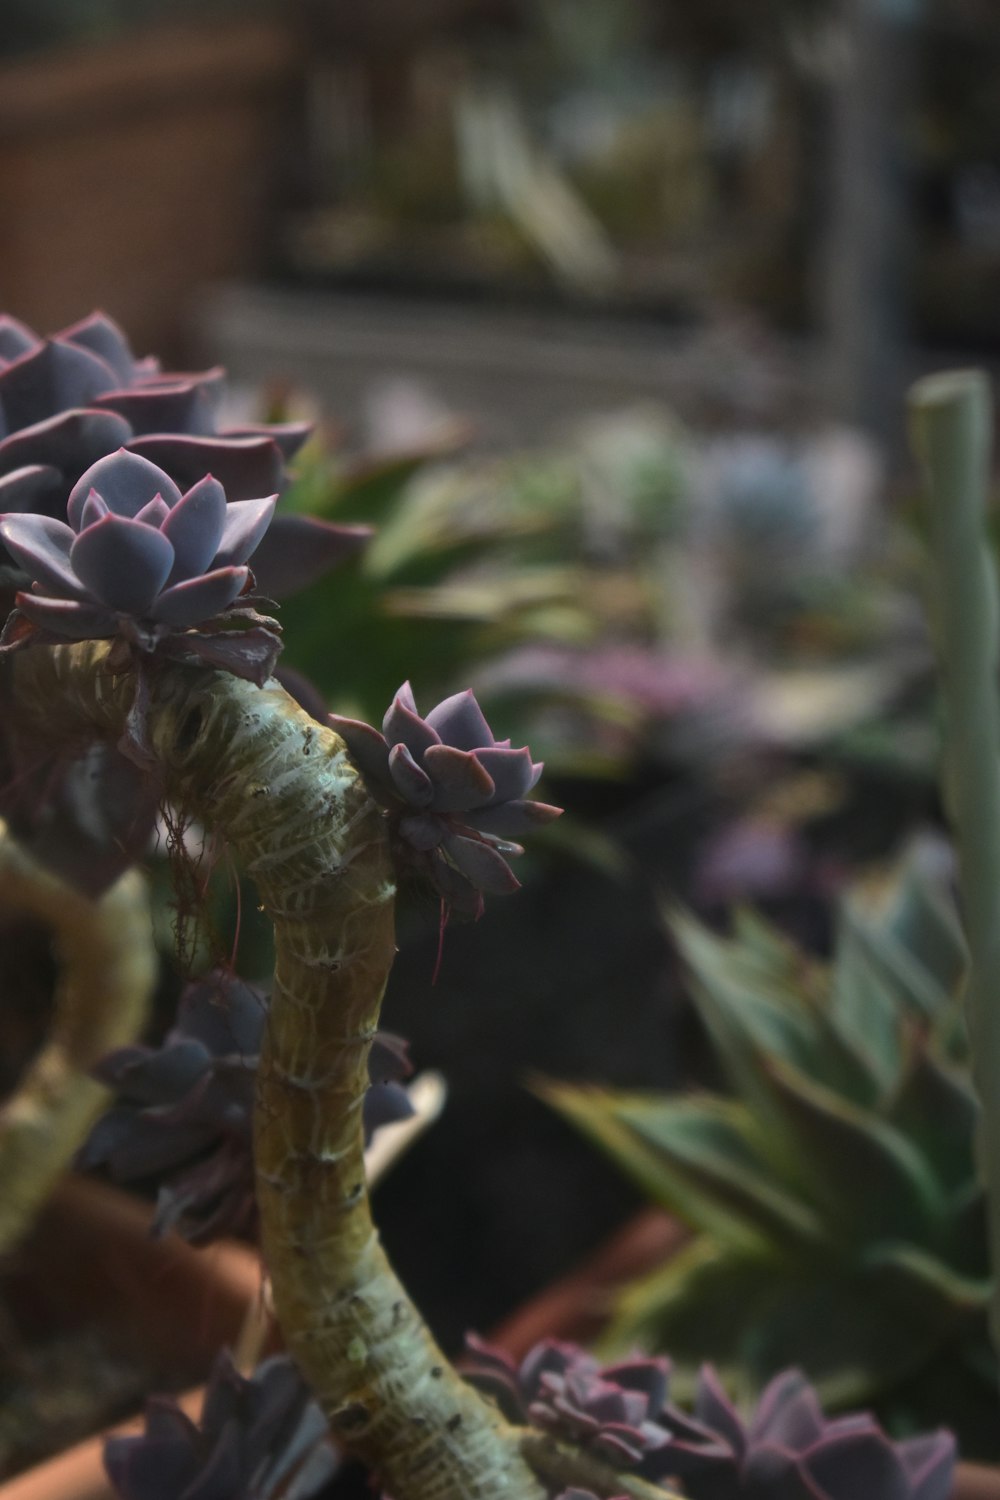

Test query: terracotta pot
[0,1174,264,1500]
[953,1465,1000,1500]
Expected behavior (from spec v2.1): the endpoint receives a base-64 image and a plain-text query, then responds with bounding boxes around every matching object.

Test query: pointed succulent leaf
[94,382,216,439]
[15,592,116,638]
[150,567,250,627]
[886,1045,978,1192]
[80,488,113,527]
[473,745,541,802]
[542,1081,830,1258]
[70,513,175,613]
[127,433,285,503]
[761,1056,948,1245]
[211,494,277,568]
[443,832,521,893]
[326,714,392,787]
[58,311,138,384]
[161,474,228,579]
[803,1426,911,1500]
[829,914,908,1098]
[425,687,495,749]
[0,514,83,596]
[0,340,116,428]
[0,314,38,362]
[382,687,442,757]
[897,1432,957,1500]
[134,495,170,528]
[464,797,562,838]
[423,745,496,812]
[0,409,132,487]
[67,448,183,526]
[0,463,64,515]
[388,742,435,806]
[248,514,370,598]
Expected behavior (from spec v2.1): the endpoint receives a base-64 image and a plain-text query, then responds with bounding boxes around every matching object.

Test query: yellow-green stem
[0,824,154,1254]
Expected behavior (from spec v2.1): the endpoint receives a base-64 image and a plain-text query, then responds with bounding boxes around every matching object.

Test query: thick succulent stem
[0,822,154,1255]
[909,370,1000,1365]
[4,642,545,1500]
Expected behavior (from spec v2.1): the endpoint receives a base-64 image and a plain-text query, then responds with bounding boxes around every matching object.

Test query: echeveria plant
[104,1353,336,1500]
[1,449,275,641]
[330,682,562,909]
[81,970,413,1242]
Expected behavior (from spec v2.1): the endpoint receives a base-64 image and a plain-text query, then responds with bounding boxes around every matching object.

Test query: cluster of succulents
[81,970,414,1242]
[0,310,368,608]
[463,1337,955,1499]
[542,839,995,1450]
[104,1352,336,1500]
[329,682,561,909]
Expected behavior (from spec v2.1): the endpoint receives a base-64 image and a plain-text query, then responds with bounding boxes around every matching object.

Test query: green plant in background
[541,840,999,1456]
[908,371,1000,1397]
[278,409,917,790]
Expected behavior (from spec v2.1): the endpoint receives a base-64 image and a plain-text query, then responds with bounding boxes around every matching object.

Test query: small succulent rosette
[0,310,368,601]
[463,1338,956,1500]
[329,683,562,912]
[0,448,286,678]
[83,970,414,1244]
[105,1352,336,1500]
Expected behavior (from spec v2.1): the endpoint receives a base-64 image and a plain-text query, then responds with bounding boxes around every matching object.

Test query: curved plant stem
[5,642,546,1500]
[909,369,1000,1363]
[0,821,154,1255]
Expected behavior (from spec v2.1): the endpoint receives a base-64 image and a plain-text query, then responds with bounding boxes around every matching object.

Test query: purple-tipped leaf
[94,382,216,439]
[0,340,116,428]
[68,448,182,526]
[443,833,521,894]
[425,688,495,751]
[327,714,392,786]
[58,311,137,385]
[423,745,496,812]
[150,566,249,627]
[211,494,277,568]
[388,742,435,807]
[15,592,116,638]
[0,514,83,597]
[70,513,175,614]
[161,475,227,580]
[248,514,371,598]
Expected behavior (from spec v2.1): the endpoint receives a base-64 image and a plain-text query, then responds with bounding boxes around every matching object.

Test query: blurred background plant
[540,838,999,1458]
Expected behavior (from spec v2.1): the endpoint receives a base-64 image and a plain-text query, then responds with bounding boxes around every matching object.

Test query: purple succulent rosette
[0,311,368,599]
[104,1351,337,1500]
[658,1365,956,1500]
[462,1339,956,1500]
[463,1338,672,1471]
[0,448,285,678]
[81,970,414,1244]
[329,683,562,912]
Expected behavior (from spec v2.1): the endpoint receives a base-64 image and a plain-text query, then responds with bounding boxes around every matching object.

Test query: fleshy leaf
[70,513,175,613]
[67,448,182,527]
